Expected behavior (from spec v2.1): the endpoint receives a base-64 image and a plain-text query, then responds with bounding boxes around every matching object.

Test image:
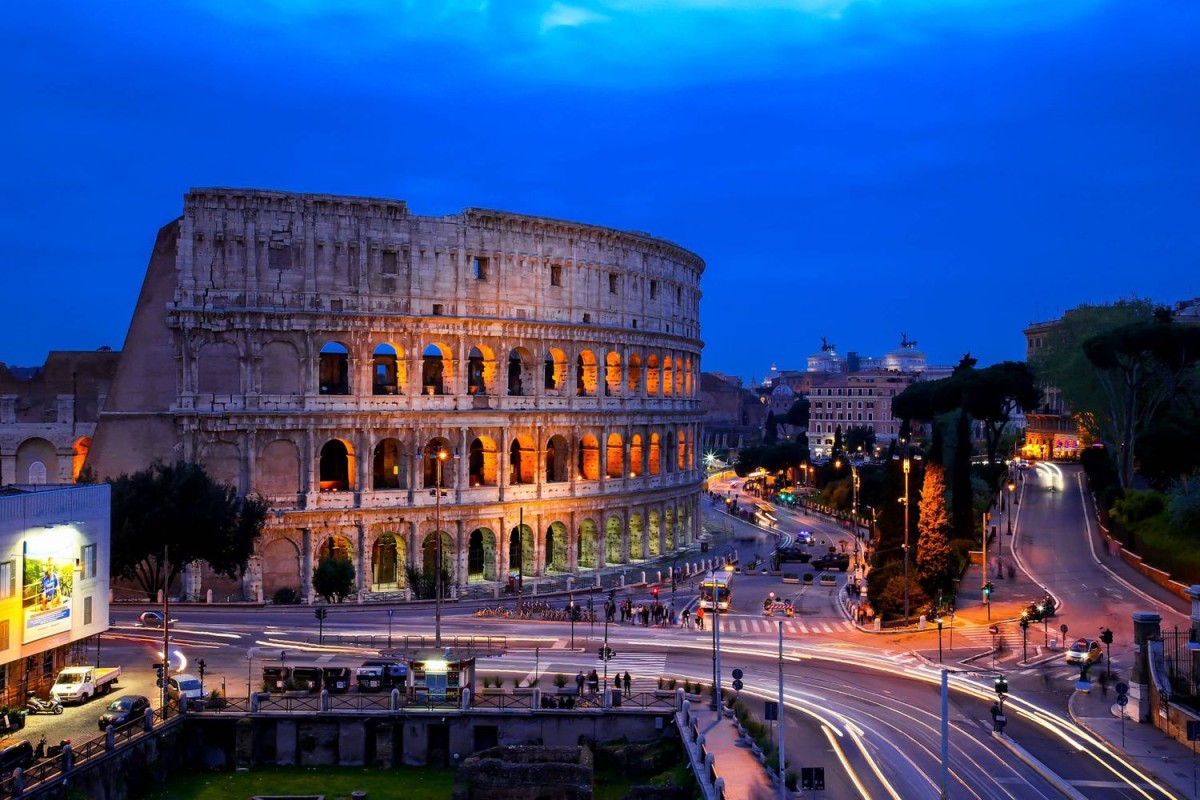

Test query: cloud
[541,2,610,32]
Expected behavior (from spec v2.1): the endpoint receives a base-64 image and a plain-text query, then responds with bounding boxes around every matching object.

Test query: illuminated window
[0,562,11,599]
[84,595,93,625]
[81,544,97,580]
[0,621,8,651]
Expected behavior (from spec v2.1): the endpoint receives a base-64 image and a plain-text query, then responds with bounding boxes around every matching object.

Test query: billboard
[23,531,75,644]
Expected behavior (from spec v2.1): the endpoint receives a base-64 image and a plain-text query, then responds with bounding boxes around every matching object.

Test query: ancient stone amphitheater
[89,188,705,601]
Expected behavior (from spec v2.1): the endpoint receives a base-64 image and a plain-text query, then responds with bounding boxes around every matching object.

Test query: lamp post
[903,457,912,622]
[1041,604,1049,647]
[936,614,944,663]
[1020,612,1030,663]
[433,447,457,649]
[568,596,576,649]
[1006,478,1016,536]
[387,608,394,650]
[711,556,735,712]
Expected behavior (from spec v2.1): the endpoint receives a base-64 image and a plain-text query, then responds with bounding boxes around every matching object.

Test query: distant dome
[771,384,795,398]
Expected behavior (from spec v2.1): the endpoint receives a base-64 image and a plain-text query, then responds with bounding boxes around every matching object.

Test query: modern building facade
[0,484,111,706]
[87,189,706,601]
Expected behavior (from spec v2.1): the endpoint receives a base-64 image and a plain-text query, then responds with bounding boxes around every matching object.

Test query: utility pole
[903,457,911,622]
[162,545,170,718]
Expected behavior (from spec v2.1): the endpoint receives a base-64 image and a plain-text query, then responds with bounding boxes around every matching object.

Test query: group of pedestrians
[574,669,633,697]
[604,597,675,626]
[680,606,705,629]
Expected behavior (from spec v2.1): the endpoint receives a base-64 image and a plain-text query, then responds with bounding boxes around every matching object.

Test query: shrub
[553,673,568,688]
[272,587,299,605]
[668,678,677,690]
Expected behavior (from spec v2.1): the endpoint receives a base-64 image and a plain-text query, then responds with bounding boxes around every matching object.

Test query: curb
[990,730,1088,799]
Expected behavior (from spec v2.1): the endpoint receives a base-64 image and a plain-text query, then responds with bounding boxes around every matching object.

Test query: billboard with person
[23,532,74,644]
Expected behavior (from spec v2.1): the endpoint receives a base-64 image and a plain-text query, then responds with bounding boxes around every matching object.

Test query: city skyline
[2,1,1198,382]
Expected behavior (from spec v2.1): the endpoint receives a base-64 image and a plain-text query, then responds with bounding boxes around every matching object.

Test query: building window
[432,304,444,315]
[42,650,53,678]
[677,286,682,302]
[84,595,93,625]
[609,273,618,294]
[650,280,657,299]
[473,256,488,280]
[550,265,562,286]
[81,545,97,580]
[0,562,13,600]
[582,313,592,323]
[381,251,398,275]
[0,621,8,651]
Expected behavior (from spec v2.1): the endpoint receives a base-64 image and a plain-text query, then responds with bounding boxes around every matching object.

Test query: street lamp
[1039,604,1048,646]
[1006,478,1016,536]
[433,446,458,649]
[903,457,912,622]
[710,556,736,712]
[387,608,394,650]
[1020,612,1030,663]
[568,596,576,649]
[936,614,944,663]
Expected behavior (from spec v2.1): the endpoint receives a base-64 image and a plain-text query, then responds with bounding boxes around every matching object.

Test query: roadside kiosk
[408,651,476,704]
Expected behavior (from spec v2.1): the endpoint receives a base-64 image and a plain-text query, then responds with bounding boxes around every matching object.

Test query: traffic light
[651,586,659,600]
[1099,628,1113,646]
[314,607,328,621]
[1019,615,1029,631]
[994,675,1008,696]
[983,582,994,598]
[597,645,615,661]
[153,662,164,688]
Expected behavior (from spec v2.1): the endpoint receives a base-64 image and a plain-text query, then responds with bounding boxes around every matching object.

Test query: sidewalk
[687,705,777,800]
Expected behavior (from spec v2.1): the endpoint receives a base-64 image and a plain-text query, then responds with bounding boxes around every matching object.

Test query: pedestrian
[642,606,650,626]
[696,606,705,630]
[623,671,631,697]
[575,671,585,694]
[588,669,599,694]
[682,608,691,628]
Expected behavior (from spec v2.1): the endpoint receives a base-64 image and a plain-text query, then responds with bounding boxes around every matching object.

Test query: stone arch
[645,354,660,395]
[647,510,661,558]
[468,435,498,487]
[421,342,453,396]
[420,530,455,584]
[578,518,599,569]
[508,524,534,575]
[629,434,644,478]
[422,437,455,489]
[544,348,567,393]
[604,351,621,397]
[684,357,694,397]
[372,437,403,490]
[509,434,536,485]
[319,341,350,395]
[468,527,498,582]
[545,435,569,483]
[318,438,355,491]
[72,437,91,482]
[677,429,688,470]
[317,533,354,564]
[575,350,598,397]
[197,340,241,394]
[605,515,624,565]
[260,340,302,395]
[629,512,645,561]
[262,536,301,596]
[16,438,55,485]
[545,521,569,573]
[665,507,675,551]
[466,344,496,395]
[648,433,662,476]
[259,439,301,496]
[627,353,642,394]
[508,347,534,396]
[577,434,600,481]
[675,357,685,396]
[371,342,406,395]
[606,433,624,478]
[663,355,674,397]
[371,532,406,590]
[199,439,241,488]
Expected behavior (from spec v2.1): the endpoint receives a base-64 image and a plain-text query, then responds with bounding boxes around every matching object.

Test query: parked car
[138,611,164,628]
[1064,639,1102,666]
[98,695,149,730]
[811,553,850,572]
[167,674,204,703]
[0,739,33,776]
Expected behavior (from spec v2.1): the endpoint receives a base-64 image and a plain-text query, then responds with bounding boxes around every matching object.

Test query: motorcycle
[35,737,70,760]
[26,695,63,715]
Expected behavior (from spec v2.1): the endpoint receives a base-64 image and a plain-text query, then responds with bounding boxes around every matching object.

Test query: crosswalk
[696,617,857,635]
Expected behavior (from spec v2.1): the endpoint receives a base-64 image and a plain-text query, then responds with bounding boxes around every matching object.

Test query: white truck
[50,666,122,704]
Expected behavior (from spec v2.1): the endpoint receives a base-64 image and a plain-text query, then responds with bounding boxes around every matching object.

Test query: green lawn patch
[141,765,455,800]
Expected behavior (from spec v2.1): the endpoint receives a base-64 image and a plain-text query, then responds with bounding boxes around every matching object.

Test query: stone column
[356,522,367,595]
[456,519,467,588]
[300,528,314,604]
[1130,611,1161,722]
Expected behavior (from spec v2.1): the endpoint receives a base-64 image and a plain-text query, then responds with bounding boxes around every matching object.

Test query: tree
[844,426,876,457]
[1082,314,1200,489]
[916,463,952,594]
[785,398,810,430]
[313,556,355,603]
[831,425,844,457]
[110,461,269,600]
[959,362,1041,463]
[764,411,779,444]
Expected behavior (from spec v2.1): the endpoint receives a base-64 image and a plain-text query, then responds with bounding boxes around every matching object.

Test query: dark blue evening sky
[2,1,1197,383]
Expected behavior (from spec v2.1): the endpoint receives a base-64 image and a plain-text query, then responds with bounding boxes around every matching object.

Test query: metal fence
[1161,628,1200,709]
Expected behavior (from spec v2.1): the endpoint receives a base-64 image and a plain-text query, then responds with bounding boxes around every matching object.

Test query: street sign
[732,668,744,680]
[765,701,779,721]
[1116,682,1129,695]
[801,767,826,791]
[988,625,999,636]
[1117,695,1129,707]
[1060,623,1068,635]
[1187,721,1200,742]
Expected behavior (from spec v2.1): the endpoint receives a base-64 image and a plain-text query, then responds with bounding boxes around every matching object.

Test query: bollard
[206,589,213,604]
[532,688,541,708]
[604,687,613,708]
[494,585,500,600]
[106,725,116,750]
[251,692,260,712]
[461,688,471,710]
[143,706,155,732]
[390,688,401,712]
[405,587,412,602]
[594,574,601,589]
[62,742,74,772]
[321,689,331,712]
[640,570,646,585]
[12,767,22,796]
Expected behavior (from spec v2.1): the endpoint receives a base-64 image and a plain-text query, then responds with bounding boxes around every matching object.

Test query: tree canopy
[313,556,355,603]
[110,461,269,599]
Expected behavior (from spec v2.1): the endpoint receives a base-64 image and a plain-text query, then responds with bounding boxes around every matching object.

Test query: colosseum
[87,188,705,602]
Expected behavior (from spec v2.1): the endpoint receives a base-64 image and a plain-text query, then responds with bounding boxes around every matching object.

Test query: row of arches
[0,436,91,487]
[192,337,700,400]
[259,503,696,594]
[206,427,698,496]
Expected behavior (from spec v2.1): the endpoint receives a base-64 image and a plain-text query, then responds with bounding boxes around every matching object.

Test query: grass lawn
[141,765,456,800]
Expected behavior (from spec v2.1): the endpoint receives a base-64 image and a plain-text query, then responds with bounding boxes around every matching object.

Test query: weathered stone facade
[88,189,705,600]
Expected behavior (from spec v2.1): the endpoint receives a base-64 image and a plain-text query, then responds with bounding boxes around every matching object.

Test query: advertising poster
[23,534,74,644]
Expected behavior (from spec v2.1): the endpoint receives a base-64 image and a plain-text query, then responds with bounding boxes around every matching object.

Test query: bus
[699,571,734,611]
[754,502,778,528]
